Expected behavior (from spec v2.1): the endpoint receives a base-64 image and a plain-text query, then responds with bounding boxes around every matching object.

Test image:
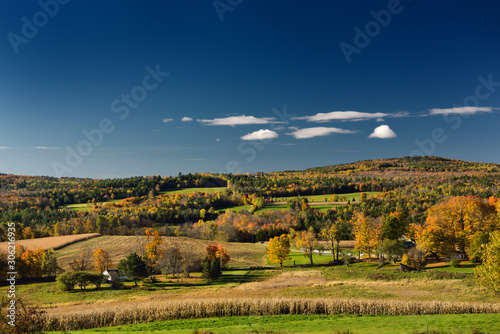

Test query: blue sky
[1,1,499,178]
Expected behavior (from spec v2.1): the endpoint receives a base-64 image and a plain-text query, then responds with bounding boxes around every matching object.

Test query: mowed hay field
[55,235,268,271]
[0,233,100,252]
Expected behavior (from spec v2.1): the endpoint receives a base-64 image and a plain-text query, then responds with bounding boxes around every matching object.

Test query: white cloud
[376,118,385,122]
[241,129,279,141]
[368,125,397,139]
[288,127,356,139]
[428,107,494,115]
[32,146,60,150]
[392,111,410,118]
[0,146,10,150]
[295,111,389,122]
[198,115,277,126]
[215,138,221,142]
[181,116,193,122]
[162,118,174,123]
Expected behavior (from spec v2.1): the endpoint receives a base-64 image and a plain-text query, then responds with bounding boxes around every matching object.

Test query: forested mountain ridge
[306,156,500,173]
[1,156,499,248]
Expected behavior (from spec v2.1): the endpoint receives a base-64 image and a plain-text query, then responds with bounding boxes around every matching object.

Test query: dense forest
[1,156,500,263]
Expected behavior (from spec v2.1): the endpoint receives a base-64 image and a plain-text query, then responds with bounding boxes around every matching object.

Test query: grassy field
[20,261,494,315]
[64,199,125,212]
[261,204,345,212]
[0,233,100,251]
[217,192,381,214]
[265,248,333,266]
[58,313,500,334]
[65,188,227,211]
[3,233,498,332]
[216,204,253,213]
[426,262,478,274]
[13,270,268,309]
[160,187,227,195]
[54,235,267,271]
[275,191,381,203]
[5,259,499,332]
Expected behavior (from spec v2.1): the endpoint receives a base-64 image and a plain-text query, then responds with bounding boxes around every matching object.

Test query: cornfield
[42,297,500,331]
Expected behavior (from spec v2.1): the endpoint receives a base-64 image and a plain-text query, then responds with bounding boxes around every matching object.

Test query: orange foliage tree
[20,248,45,278]
[206,244,230,268]
[416,196,498,257]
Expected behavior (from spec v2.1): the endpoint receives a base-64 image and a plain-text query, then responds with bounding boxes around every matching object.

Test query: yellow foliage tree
[144,228,165,274]
[93,248,112,273]
[475,231,500,295]
[352,212,382,259]
[267,234,291,266]
[296,227,317,265]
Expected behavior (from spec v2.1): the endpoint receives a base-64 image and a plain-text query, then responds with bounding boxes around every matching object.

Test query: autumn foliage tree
[475,231,500,295]
[416,196,498,257]
[352,212,383,259]
[20,248,45,278]
[267,234,291,266]
[144,228,166,274]
[296,227,317,265]
[206,244,230,268]
[93,248,112,273]
[320,220,349,261]
[203,244,230,283]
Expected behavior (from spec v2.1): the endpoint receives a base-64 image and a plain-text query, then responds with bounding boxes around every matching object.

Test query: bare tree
[135,231,146,259]
[180,248,203,279]
[69,247,93,272]
[162,247,183,279]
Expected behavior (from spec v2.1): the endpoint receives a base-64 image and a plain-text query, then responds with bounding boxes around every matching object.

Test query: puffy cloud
[240,129,279,141]
[162,118,174,123]
[181,116,193,122]
[198,115,277,126]
[428,107,494,115]
[368,125,397,139]
[288,126,356,139]
[295,111,389,122]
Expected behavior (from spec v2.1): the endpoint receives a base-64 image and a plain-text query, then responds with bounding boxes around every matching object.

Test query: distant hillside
[306,156,500,174]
